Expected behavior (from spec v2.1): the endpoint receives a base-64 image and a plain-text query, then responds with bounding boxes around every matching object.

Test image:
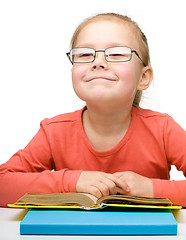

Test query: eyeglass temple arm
[132,50,146,67]
[66,52,73,64]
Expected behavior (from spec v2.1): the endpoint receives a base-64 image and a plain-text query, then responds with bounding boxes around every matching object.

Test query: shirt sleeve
[152,178,186,206]
[152,115,186,206]
[0,120,82,207]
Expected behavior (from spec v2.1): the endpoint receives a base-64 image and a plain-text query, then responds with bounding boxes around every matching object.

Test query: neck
[87,104,131,129]
[82,103,133,150]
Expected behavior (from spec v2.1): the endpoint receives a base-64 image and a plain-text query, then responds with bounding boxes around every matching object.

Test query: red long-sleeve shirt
[0,107,186,207]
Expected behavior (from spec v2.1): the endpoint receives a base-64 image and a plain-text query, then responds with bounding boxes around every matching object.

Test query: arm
[153,179,186,206]
[152,115,186,206]
[114,115,186,207]
[0,120,82,207]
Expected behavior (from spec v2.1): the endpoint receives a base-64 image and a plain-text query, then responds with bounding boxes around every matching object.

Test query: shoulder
[40,107,85,127]
[132,107,185,132]
[132,107,172,131]
[133,107,168,119]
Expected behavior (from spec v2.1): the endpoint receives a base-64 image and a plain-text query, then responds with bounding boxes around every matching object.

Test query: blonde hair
[70,13,151,107]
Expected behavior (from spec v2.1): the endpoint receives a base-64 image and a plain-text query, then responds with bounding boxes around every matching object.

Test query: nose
[91,51,108,70]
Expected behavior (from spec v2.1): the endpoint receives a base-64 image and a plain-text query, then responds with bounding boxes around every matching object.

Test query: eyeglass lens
[70,48,95,63]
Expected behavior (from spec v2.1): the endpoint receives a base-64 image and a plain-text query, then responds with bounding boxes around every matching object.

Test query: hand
[113,171,154,198]
[76,171,130,198]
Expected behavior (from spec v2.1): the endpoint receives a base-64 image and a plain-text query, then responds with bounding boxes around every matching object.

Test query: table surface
[1,207,186,240]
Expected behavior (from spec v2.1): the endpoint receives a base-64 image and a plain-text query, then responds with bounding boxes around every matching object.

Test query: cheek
[71,65,87,85]
[72,66,80,84]
[71,65,87,99]
[116,65,138,86]
[114,65,141,101]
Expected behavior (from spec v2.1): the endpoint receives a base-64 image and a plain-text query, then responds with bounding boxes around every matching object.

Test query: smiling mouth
[86,77,116,82]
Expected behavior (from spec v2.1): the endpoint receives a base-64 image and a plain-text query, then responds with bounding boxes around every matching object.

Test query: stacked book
[9,192,181,235]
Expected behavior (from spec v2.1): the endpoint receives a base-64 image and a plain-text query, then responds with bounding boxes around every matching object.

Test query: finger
[100,178,117,195]
[113,172,124,178]
[106,173,130,193]
[96,182,110,197]
[89,186,102,199]
[113,171,132,178]
[116,187,130,195]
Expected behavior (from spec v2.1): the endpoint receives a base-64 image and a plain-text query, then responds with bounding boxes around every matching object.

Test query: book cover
[20,208,177,235]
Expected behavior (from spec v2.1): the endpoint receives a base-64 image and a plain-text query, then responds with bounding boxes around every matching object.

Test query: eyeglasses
[66,46,146,66]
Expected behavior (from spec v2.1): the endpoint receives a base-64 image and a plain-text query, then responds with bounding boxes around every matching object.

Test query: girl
[0,13,186,207]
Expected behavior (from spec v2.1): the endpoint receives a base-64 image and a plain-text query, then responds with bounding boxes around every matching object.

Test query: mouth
[85,77,117,82]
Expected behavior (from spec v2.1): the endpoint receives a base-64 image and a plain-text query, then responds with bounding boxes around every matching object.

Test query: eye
[106,51,130,61]
[79,53,94,58]
[107,53,128,59]
[109,53,127,57]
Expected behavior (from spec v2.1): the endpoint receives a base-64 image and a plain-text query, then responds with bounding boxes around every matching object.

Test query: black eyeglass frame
[66,46,147,67]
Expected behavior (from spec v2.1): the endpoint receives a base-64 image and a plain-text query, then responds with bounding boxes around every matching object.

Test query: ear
[137,66,153,90]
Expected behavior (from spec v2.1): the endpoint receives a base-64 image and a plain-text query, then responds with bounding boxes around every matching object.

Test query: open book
[8,192,181,210]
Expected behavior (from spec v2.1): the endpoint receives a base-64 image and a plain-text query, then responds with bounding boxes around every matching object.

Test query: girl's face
[71,20,146,108]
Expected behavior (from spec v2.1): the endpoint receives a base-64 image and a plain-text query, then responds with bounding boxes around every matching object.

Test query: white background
[0,0,185,180]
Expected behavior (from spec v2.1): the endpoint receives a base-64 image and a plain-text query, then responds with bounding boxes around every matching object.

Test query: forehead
[75,19,140,50]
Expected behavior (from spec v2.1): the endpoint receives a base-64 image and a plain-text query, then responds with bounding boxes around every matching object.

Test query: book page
[81,193,98,204]
[97,195,173,206]
[13,192,99,208]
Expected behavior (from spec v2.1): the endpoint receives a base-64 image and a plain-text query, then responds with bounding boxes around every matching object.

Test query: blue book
[20,208,177,235]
